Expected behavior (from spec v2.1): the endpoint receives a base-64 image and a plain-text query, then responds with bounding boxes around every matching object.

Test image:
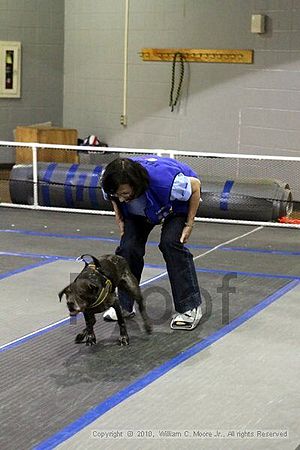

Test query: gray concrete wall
[1,0,300,163]
[63,0,300,157]
[0,0,64,162]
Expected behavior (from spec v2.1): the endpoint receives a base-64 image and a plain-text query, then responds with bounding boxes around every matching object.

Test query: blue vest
[121,156,198,224]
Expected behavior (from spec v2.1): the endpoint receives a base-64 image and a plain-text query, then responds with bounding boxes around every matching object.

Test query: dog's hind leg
[119,272,152,334]
[113,302,129,346]
[75,311,97,346]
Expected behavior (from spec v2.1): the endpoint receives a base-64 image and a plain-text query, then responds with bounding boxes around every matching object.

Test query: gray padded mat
[0,208,300,449]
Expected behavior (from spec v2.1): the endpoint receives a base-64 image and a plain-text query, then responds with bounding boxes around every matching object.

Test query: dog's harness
[88,263,113,308]
[76,254,115,308]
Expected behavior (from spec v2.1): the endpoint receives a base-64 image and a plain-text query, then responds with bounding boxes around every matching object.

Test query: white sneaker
[170,305,202,330]
[103,306,136,322]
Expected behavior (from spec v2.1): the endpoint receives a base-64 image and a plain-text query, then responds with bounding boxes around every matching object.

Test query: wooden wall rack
[139,48,253,64]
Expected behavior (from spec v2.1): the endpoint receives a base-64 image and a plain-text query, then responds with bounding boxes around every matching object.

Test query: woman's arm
[180,177,201,244]
[111,200,125,236]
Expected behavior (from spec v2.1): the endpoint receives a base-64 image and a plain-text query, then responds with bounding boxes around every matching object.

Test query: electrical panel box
[0,41,21,98]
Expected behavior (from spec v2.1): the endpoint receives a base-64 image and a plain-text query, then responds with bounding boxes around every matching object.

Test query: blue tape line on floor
[1,250,300,281]
[0,317,70,353]
[197,267,300,281]
[0,251,74,260]
[0,229,119,242]
[1,229,300,256]
[32,279,300,450]
[0,258,57,281]
[0,268,165,354]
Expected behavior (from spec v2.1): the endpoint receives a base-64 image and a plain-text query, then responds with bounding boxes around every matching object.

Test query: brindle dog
[59,254,152,346]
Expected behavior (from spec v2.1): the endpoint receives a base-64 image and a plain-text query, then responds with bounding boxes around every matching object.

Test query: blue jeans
[115,214,202,314]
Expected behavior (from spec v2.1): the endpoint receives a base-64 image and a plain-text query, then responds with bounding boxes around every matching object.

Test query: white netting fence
[0,141,299,228]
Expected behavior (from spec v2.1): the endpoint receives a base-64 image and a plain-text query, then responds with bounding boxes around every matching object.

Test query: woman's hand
[180,223,193,243]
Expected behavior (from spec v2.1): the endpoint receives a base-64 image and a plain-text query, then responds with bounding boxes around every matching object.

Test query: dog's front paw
[75,329,96,345]
[118,335,129,346]
[75,329,88,344]
[86,333,96,346]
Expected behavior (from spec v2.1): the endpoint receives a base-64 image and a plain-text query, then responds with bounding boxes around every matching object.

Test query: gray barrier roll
[9,163,293,221]
[199,175,293,221]
[9,163,108,210]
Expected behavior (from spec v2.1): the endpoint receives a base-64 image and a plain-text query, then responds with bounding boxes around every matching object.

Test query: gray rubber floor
[0,208,299,450]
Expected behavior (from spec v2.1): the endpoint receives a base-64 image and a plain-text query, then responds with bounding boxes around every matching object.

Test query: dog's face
[59,279,99,315]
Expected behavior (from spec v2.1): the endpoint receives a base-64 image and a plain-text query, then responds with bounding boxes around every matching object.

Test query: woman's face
[113,184,135,202]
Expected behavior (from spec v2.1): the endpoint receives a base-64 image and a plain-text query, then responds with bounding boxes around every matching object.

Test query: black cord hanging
[169,52,185,112]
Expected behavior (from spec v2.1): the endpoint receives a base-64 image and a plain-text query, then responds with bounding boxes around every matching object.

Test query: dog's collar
[88,264,113,308]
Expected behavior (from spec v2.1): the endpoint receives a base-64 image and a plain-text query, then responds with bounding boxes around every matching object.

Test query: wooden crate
[15,126,78,163]
[0,166,12,202]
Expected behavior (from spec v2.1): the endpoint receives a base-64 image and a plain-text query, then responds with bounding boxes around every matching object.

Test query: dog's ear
[58,286,70,302]
[79,254,101,268]
[90,255,101,268]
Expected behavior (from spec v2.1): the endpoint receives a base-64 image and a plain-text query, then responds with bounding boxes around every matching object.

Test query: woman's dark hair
[101,158,149,198]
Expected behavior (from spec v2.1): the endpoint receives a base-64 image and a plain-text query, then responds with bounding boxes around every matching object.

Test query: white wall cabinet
[0,41,21,98]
